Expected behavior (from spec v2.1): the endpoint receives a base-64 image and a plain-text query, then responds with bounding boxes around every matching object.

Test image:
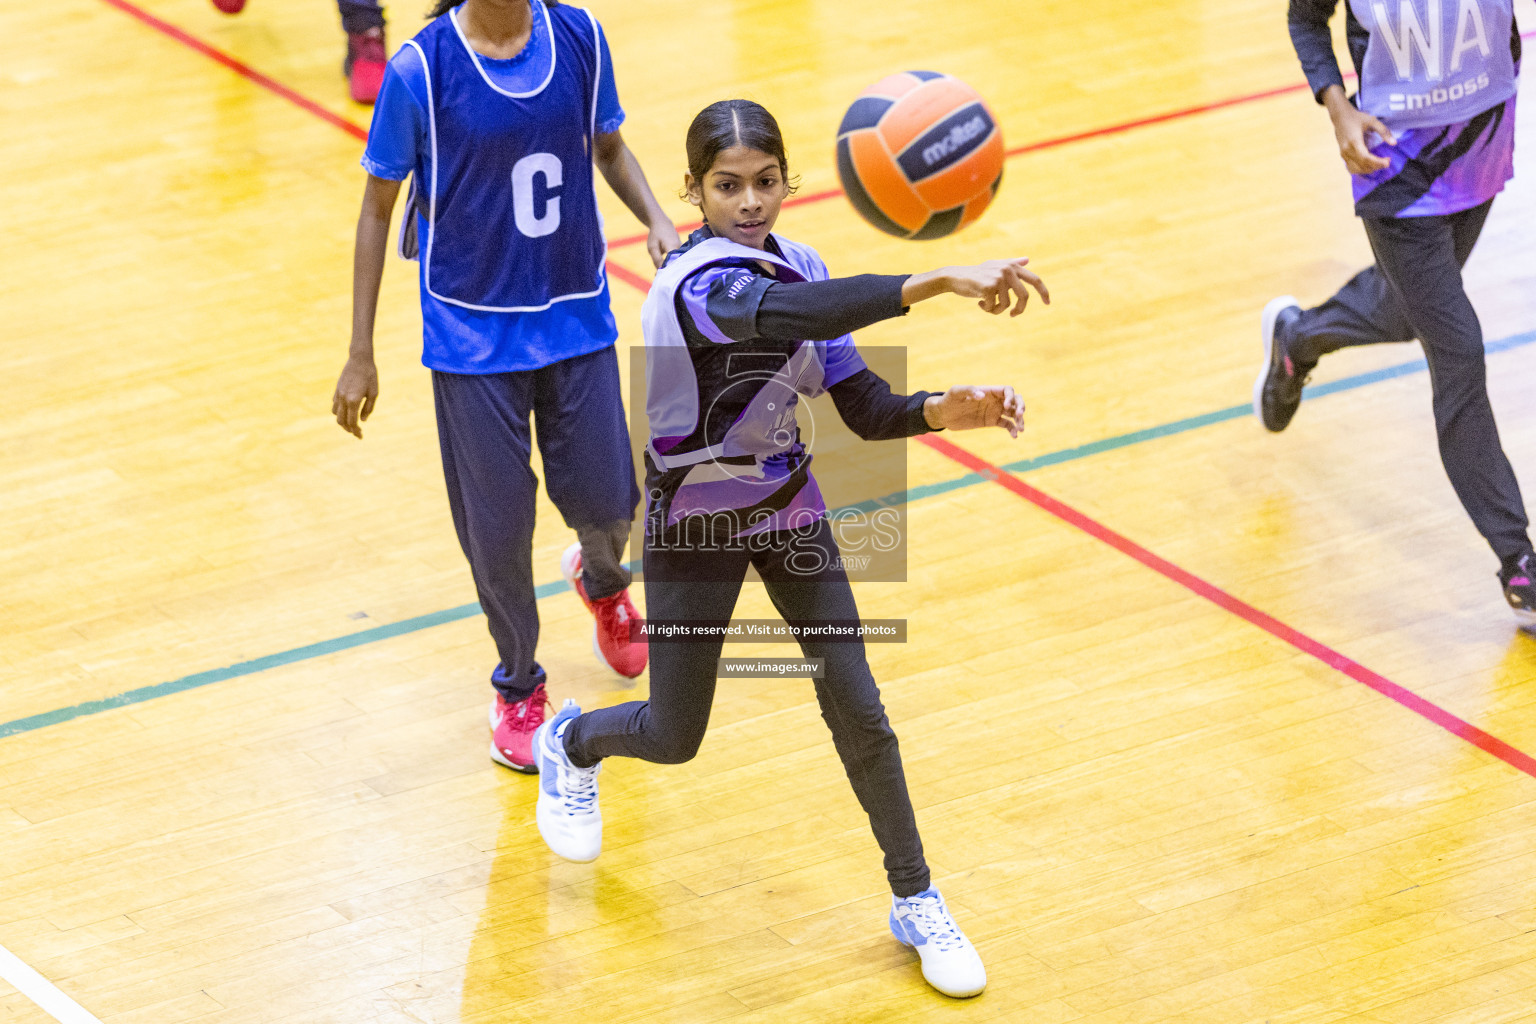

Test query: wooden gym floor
[5,0,1536,1020]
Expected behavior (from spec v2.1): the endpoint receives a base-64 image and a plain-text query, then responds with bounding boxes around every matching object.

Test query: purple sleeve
[678,264,775,345]
[822,336,867,388]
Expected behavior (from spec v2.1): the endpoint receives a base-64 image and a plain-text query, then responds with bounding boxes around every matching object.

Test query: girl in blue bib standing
[332,0,679,773]
[1257,0,1534,619]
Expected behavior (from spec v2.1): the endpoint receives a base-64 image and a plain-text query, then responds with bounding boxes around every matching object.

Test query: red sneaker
[561,542,648,678]
[210,0,246,13]
[489,683,549,773]
[345,27,387,105]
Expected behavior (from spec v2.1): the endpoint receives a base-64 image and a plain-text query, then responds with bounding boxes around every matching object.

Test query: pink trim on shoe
[490,683,549,773]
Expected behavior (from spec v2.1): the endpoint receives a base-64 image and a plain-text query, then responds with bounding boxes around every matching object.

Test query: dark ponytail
[427,0,559,19]
[684,99,798,192]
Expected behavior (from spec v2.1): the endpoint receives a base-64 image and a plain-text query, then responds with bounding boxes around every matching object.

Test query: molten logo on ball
[917,112,992,171]
[836,71,1005,240]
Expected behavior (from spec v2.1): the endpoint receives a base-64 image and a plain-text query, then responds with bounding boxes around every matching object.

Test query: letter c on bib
[511,153,563,238]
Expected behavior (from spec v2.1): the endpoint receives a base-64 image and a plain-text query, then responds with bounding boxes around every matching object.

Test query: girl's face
[686,146,788,249]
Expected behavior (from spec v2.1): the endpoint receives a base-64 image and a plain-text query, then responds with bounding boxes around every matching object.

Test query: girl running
[1257,0,1534,617]
[529,99,1049,999]
[332,0,678,772]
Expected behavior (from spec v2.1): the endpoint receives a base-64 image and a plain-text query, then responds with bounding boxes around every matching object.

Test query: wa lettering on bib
[1349,0,1517,130]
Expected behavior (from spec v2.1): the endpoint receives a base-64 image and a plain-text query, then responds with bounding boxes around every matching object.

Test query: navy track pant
[1289,198,1532,570]
[337,0,384,34]
[433,346,640,702]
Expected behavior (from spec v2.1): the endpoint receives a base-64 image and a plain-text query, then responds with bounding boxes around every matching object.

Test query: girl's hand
[902,258,1050,316]
[1323,86,1395,174]
[949,259,1049,316]
[647,220,682,269]
[333,355,379,439]
[923,385,1025,438]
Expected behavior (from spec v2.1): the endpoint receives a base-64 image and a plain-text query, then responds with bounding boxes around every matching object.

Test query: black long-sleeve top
[1288,0,1370,102]
[674,235,939,442]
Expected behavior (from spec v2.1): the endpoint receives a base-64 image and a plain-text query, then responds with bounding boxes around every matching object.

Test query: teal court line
[3,328,1533,741]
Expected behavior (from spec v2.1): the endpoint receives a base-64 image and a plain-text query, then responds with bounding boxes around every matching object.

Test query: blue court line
[3,328,1533,741]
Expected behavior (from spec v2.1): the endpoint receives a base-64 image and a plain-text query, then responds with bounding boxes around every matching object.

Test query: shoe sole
[891,933,986,998]
[590,624,609,670]
[919,972,985,999]
[1253,295,1299,431]
[487,700,537,774]
[489,740,537,774]
[535,801,601,863]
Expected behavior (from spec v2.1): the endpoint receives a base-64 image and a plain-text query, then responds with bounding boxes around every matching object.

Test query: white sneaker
[533,699,603,863]
[889,888,986,998]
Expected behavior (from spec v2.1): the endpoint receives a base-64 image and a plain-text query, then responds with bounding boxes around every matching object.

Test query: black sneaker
[1501,553,1536,622]
[1253,296,1309,432]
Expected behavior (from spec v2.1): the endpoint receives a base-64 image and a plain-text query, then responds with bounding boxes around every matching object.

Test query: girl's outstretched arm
[923,385,1026,438]
[901,259,1049,317]
[706,257,1050,346]
[827,368,939,441]
[333,173,401,439]
[827,373,1026,442]
[594,129,681,268]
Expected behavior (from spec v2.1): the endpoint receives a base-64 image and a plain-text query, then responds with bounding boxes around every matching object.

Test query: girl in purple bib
[1257,0,1534,619]
[528,99,1050,999]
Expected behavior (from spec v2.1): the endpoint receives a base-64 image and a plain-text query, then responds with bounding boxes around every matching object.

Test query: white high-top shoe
[889,888,987,997]
[532,699,602,863]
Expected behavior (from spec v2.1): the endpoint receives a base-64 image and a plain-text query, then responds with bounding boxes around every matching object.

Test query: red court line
[916,432,1536,781]
[90,0,1536,779]
[604,259,654,294]
[100,0,369,141]
[99,0,1536,279]
[1003,81,1313,156]
[605,83,1326,251]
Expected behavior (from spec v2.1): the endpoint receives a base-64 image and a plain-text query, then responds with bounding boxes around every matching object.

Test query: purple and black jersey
[1349,98,1516,217]
[639,227,935,542]
[1289,0,1521,218]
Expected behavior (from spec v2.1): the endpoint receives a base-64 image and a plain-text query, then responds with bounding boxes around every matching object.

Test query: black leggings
[562,518,931,898]
[1289,198,1532,569]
